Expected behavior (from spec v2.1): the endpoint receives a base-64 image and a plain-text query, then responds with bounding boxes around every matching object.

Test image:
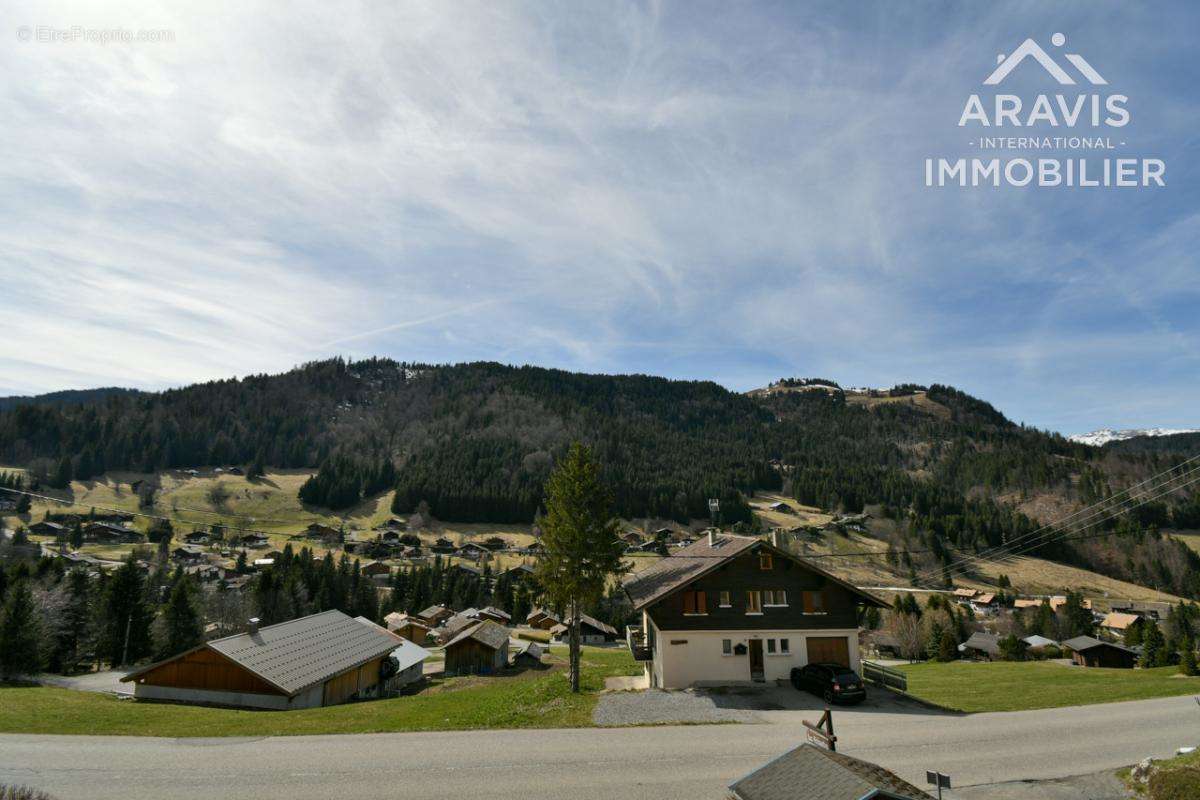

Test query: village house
[1022,634,1058,650]
[361,561,392,578]
[443,621,511,676]
[622,532,886,689]
[439,613,484,644]
[384,612,432,644]
[1062,636,1138,668]
[415,605,454,627]
[455,542,493,563]
[550,614,618,645]
[525,608,561,630]
[1099,611,1141,638]
[969,593,997,614]
[29,521,67,538]
[120,611,407,709]
[385,635,432,690]
[951,587,977,604]
[473,606,512,625]
[184,530,211,545]
[958,631,1000,660]
[1013,598,1043,610]
[84,522,141,543]
[304,522,341,540]
[171,546,207,564]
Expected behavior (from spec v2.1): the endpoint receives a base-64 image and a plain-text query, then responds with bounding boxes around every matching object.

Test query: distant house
[767,501,794,514]
[415,605,454,627]
[958,631,1000,660]
[448,563,483,579]
[29,521,67,538]
[865,631,901,658]
[304,523,341,541]
[384,613,432,644]
[620,532,644,546]
[503,563,536,581]
[184,531,210,545]
[969,593,997,613]
[1013,599,1043,610]
[171,546,207,564]
[526,608,561,630]
[1110,600,1172,621]
[431,537,456,553]
[1100,612,1141,637]
[727,742,933,800]
[456,542,492,563]
[439,613,484,644]
[443,621,511,676]
[475,606,512,625]
[378,530,401,543]
[512,641,546,668]
[550,614,618,645]
[951,588,977,602]
[236,532,270,549]
[120,611,405,709]
[361,561,391,578]
[184,564,222,583]
[84,522,140,543]
[1062,636,1138,668]
[252,558,276,570]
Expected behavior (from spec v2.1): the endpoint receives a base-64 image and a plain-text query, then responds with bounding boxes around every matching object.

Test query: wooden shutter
[696,591,706,614]
[683,591,696,614]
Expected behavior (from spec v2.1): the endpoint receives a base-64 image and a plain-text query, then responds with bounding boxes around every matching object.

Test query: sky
[1,1,1197,435]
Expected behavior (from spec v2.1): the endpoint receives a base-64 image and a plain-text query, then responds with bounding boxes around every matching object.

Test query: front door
[748,639,765,682]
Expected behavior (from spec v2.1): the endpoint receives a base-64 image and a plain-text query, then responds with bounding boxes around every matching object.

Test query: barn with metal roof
[121,610,406,710]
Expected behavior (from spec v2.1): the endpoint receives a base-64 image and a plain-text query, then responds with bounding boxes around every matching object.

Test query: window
[682,589,707,615]
[775,590,788,606]
[722,639,732,655]
[746,590,762,614]
[719,591,731,607]
[780,638,790,654]
[763,590,775,606]
[802,590,826,614]
[759,553,773,570]
[767,639,777,654]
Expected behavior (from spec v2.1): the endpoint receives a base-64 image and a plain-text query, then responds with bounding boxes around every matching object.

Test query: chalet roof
[441,614,483,639]
[952,588,978,598]
[1061,636,1136,654]
[1022,634,1058,648]
[1101,612,1141,631]
[384,612,429,630]
[477,606,512,622]
[1013,599,1042,609]
[514,642,545,660]
[550,614,618,637]
[621,534,885,612]
[443,620,510,652]
[122,610,402,696]
[526,607,560,624]
[389,636,432,672]
[972,593,996,605]
[417,605,450,620]
[728,743,932,800]
[959,631,1000,656]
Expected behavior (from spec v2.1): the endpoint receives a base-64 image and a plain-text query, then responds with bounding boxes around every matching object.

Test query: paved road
[2,695,1197,799]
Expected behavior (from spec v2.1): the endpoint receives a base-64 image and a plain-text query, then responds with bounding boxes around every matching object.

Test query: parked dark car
[790,663,867,704]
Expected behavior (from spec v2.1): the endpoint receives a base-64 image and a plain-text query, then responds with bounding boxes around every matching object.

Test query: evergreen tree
[1180,634,1197,677]
[938,629,958,662]
[69,521,84,550]
[99,554,153,666]
[0,579,42,678]
[925,620,946,661]
[534,442,626,693]
[158,577,203,659]
[1140,621,1169,668]
[50,568,94,674]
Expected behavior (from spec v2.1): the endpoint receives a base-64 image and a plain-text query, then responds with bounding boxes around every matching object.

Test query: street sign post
[925,771,951,799]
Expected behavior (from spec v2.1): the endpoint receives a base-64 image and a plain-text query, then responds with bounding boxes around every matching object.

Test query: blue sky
[1,1,1196,435]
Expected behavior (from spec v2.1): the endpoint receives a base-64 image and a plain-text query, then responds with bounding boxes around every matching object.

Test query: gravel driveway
[593,688,768,726]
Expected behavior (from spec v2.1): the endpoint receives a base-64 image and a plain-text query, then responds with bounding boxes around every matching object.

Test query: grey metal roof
[960,631,1000,656]
[444,620,510,651]
[1061,635,1136,654]
[388,636,432,672]
[203,610,401,695]
[729,743,932,800]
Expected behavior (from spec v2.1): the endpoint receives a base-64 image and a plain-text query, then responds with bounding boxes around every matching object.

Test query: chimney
[708,529,717,547]
[248,617,260,635]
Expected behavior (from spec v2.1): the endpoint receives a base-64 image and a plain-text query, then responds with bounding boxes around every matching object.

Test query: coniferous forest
[1,357,1198,595]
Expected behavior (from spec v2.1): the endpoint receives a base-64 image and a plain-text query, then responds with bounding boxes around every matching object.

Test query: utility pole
[121,613,132,667]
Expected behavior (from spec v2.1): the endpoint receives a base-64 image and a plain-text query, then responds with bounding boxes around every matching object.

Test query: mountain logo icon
[984,33,1107,85]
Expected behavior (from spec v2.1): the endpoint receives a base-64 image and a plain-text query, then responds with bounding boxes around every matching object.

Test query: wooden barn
[121,610,404,710]
[443,621,510,676]
[1062,636,1138,669]
[384,612,432,644]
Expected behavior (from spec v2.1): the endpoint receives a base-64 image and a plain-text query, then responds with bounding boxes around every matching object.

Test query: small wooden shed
[443,621,510,676]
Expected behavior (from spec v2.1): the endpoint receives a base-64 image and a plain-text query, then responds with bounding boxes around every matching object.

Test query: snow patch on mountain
[1070,428,1200,447]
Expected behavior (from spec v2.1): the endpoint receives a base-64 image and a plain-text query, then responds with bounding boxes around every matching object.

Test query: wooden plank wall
[135,648,283,695]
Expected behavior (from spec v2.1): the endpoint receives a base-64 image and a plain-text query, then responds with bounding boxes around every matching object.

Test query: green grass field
[0,647,640,737]
[897,661,1200,713]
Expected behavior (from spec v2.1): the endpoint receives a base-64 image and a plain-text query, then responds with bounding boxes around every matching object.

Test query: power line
[907,468,1200,589]
[906,455,1200,587]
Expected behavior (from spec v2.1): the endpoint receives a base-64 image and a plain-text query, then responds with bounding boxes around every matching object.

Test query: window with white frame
[719,590,731,607]
[767,638,777,654]
[780,638,790,654]
[722,639,732,655]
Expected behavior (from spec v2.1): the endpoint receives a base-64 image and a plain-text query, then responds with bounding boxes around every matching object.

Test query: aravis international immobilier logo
[925,33,1166,188]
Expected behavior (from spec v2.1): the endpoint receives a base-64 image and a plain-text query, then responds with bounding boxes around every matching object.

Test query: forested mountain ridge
[1,358,1197,595]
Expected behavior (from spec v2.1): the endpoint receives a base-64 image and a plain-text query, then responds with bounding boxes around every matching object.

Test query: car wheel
[823,688,834,703]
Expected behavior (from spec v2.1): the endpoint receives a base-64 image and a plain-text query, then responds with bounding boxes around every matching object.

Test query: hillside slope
[1,358,1198,596]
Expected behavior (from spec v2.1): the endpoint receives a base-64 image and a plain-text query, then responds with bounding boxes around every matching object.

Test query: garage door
[806,636,850,667]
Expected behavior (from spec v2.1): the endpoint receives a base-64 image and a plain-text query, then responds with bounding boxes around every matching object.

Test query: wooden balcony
[626,625,652,661]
